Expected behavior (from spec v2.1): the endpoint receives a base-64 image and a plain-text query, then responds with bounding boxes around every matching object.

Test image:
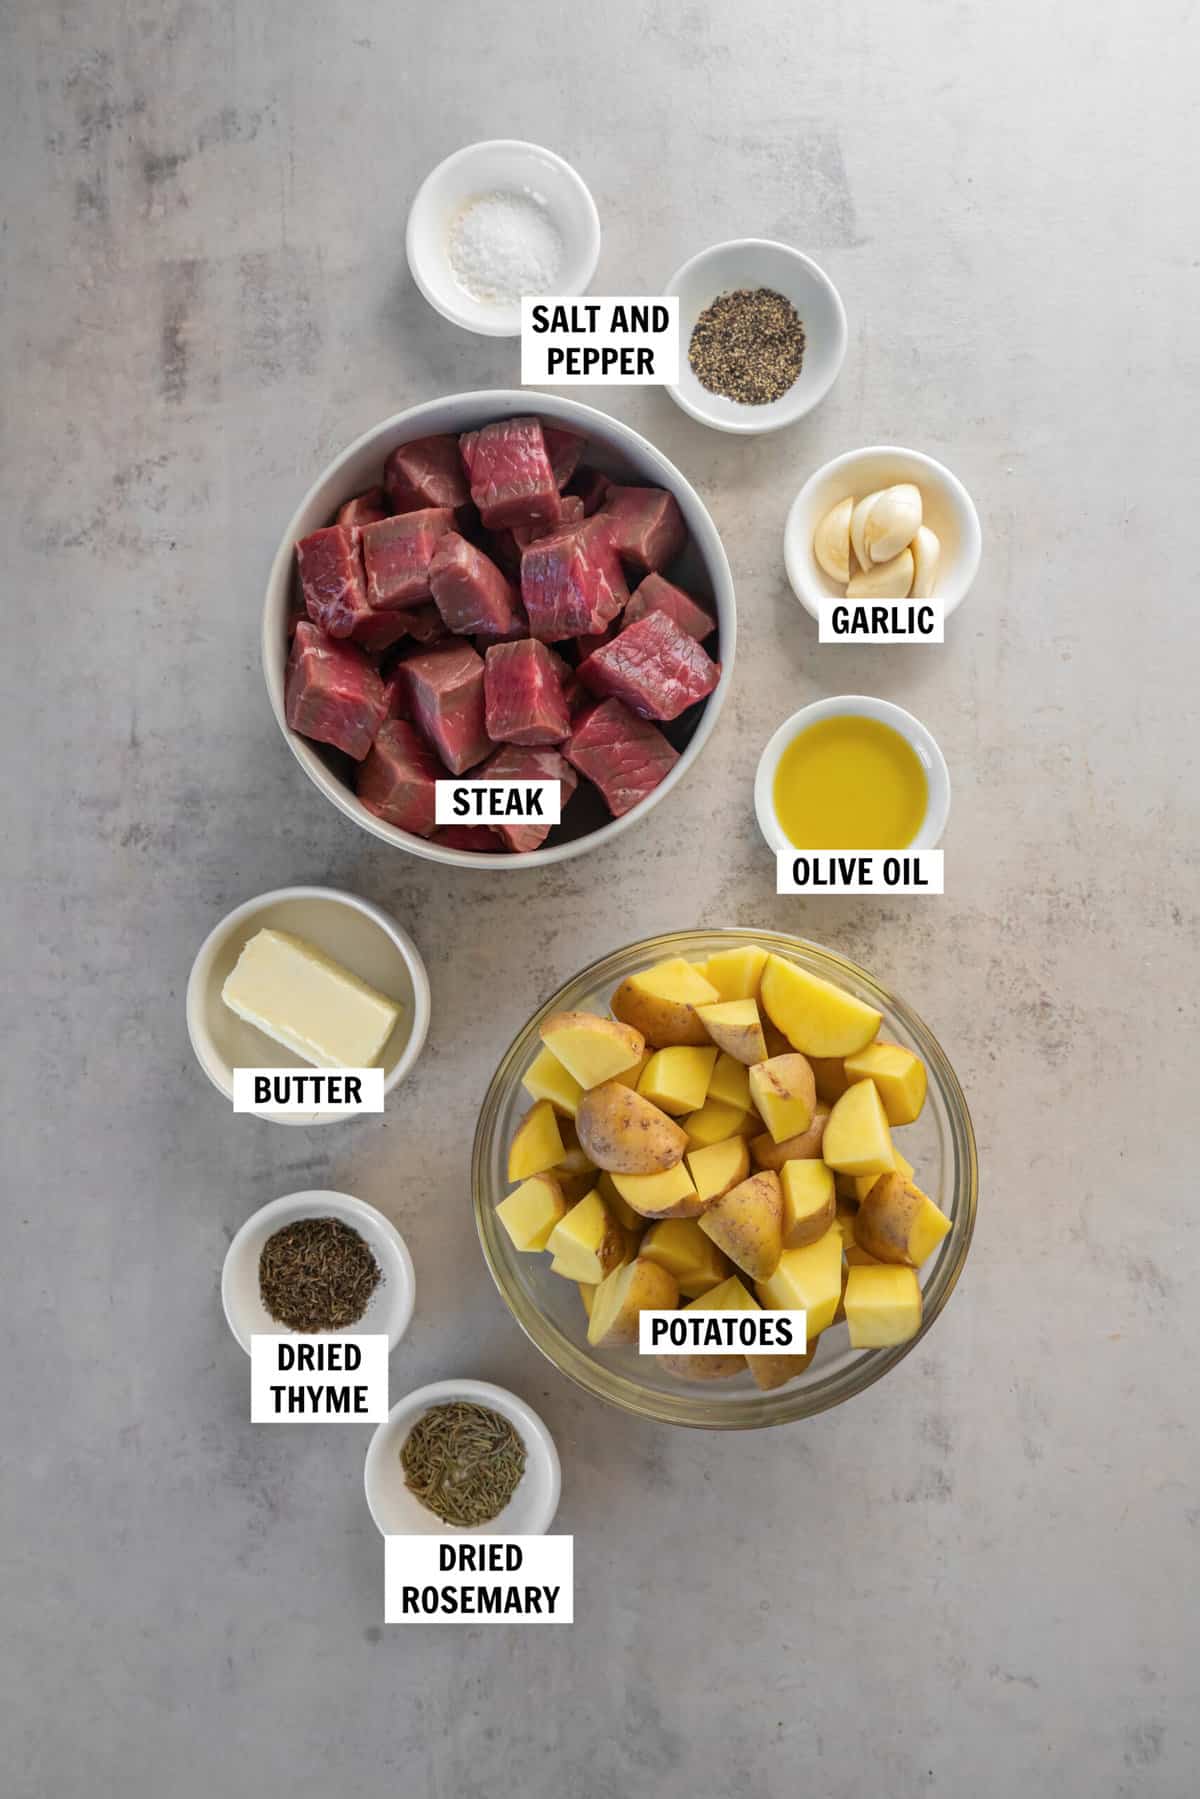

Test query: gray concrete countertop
[3,3,1197,1795]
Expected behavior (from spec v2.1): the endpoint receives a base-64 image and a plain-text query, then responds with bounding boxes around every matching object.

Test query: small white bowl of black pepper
[666,238,846,433]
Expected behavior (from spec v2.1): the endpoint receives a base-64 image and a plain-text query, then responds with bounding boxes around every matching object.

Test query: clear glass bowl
[472,930,978,1429]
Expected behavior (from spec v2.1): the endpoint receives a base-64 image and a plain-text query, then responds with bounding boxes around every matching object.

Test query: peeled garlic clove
[910,525,941,598]
[846,547,914,599]
[849,491,884,573]
[865,484,923,563]
[813,496,853,583]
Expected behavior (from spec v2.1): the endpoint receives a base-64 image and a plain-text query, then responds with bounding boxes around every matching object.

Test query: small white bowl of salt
[406,139,601,337]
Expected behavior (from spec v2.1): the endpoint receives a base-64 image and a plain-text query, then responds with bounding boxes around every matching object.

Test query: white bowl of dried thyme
[665,238,847,433]
[364,1379,561,1536]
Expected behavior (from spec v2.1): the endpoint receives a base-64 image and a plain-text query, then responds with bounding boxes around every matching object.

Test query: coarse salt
[447,188,565,307]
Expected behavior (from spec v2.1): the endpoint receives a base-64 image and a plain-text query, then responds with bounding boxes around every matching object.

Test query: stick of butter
[221,928,401,1068]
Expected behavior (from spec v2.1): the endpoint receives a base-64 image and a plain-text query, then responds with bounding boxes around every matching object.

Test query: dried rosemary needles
[688,285,806,405]
[258,1216,381,1332]
[401,1402,528,1527]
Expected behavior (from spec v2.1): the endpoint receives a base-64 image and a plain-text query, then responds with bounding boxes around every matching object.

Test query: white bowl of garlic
[784,446,982,621]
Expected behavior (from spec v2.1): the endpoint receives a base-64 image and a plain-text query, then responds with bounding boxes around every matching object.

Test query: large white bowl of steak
[262,393,735,868]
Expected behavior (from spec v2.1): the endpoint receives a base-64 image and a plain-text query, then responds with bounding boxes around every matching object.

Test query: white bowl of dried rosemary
[364,1379,561,1536]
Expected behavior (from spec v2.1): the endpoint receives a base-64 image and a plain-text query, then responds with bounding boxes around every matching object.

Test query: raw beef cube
[384,435,470,513]
[513,494,585,549]
[361,508,456,609]
[477,745,578,852]
[336,487,391,528]
[624,572,716,642]
[381,667,412,720]
[285,622,387,761]
[429,532,525,639]
[295,525,371,638]
[521,518,629,641]
[564,697,680,818]
[431,824,503,853]
[541,423,585,489]
[349,608,414,656]
[568,467,610,516]
[356,719,442,837]
[545,648,587,718]
[601,485,688,573]
[577,609,720,721]
[463,416,562,530]
[401,641,491,774]
[484,640,571,745]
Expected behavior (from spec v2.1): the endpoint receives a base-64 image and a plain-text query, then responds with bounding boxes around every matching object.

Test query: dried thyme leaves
[688,286,806,405]
[258,1216,381,1332]
[401,1401,528,1527]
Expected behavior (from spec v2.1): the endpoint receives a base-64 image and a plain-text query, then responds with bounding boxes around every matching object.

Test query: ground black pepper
[258,1216,381,1332]
[688,286,806,405]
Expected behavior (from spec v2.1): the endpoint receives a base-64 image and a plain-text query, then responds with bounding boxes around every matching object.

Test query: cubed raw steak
[513,494,585,549]
[401,641,490,774]
[431,824,503,852]
[568,467,610,516]
[601,484,688,573]
[484,639,571,745]
[577,609,719,721]
[336,487,391,528]
[381,668,411,720]
[521,518,629,641]
[564,696,681,818]
[624,571,716,641]
[383,435,470,513]
[356,719,442,836]
[429,532,525,639]
[361,508,456,609]
[461,417,562,530]
[285,622,387,761]
[295,525,372,638]
[541,423,585,489]
[477,744,578,852]
[349,608,415,656]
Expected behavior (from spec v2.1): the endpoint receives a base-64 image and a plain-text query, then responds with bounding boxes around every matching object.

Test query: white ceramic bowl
[665,238,846,433]
[785,445,982,620]
[263,391,736,868]
[754,695,952,855]
[221,1190,416,1354]
[185,886,430,1124]
[364,1379,561,1536]
[406,140,600,337]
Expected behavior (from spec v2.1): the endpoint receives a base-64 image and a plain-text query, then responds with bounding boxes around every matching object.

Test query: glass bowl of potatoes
[472,929,977,1429]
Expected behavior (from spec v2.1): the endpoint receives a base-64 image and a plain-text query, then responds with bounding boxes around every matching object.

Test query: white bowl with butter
[185,886,430,1125]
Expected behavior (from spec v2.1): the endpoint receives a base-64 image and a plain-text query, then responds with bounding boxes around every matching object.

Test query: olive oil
[772,715,928,850]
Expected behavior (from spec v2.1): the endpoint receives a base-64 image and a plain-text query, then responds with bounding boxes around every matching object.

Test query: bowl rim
[405,138,601,338]
[753,695,952,855]
[472,927,978,1430]
[784,443,983,619]
[184,884,432,1122]
[664,237,848,434]
[262,390,736,869]
[363,1377,562,1535]
[221,1188,417,1354]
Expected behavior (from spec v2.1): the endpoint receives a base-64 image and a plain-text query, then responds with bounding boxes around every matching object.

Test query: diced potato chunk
[539,1010,645,1089]
[760,955,882,1058]
[611,1162,703,1220]
[686,1134,751,1205]
[855,1173,951,1267]
[637,1045,717,1115]
[521,1045,584,1118]
[595,1171,644,1233]
[545,1189,628,1282]
[611,958,721,1047]
[698,1170,783,1281]
[701,944,768,1001]
[851,1145,913,1203]
[507,1100,566,1182]
[749,1106,829,1170]
[640,1218,730,1296]
[842,1041,927,1125]
[683,1098,756,1148]
[708,1052,753,1112]
[821,1079,895,1176]
[696,999,768,1065]
[844,1264,922,1347]
[612,1050,653,1089]
[756,1228,844,1337]
[495,1174,567,1251]
[780,1158,836,1249]
[748,1054,816,1143]
[587,1256,679,1346]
